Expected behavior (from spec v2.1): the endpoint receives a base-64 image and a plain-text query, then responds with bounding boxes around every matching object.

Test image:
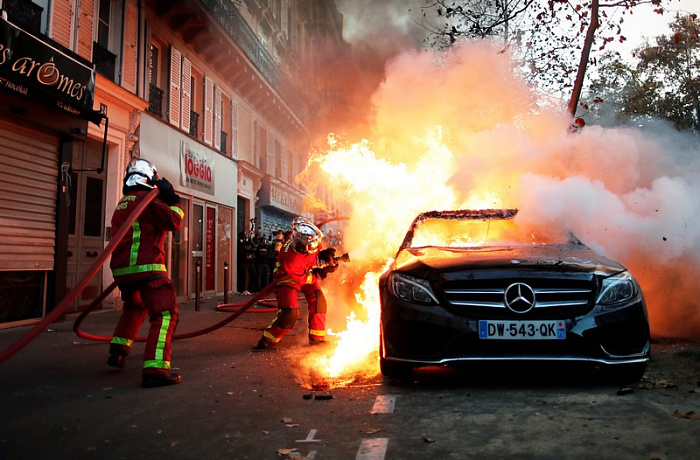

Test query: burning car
[378,209,650,382]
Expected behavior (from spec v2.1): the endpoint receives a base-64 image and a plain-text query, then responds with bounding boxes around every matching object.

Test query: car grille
[442,277,594,319]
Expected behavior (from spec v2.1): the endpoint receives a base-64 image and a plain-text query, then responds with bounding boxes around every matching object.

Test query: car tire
[605,362,647,384]
[379,357,413,379]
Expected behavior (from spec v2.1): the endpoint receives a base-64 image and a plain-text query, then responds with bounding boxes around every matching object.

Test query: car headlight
[389,272,439,305]
[597,271,638,307]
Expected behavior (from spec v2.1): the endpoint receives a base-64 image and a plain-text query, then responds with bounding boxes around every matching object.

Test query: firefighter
[107,158,185,388]
[254,217,338,350]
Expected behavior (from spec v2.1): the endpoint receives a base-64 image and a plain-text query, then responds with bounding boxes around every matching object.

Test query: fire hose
[214,252,349,315]
[73,255,349,341]
[73,278,284,342]
[0,189,160,365]
[0,185,347,364]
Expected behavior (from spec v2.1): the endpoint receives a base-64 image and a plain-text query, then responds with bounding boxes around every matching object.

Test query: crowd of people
[237,229,284,294]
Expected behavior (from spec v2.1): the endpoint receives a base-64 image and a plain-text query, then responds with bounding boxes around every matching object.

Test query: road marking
[296,428,321,442]
[370,395,396,414]
[356,438,389,460]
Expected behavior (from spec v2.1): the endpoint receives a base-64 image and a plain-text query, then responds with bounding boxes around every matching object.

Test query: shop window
[217,207,234,295]
[0,271,45,323]
[83,177,104,237]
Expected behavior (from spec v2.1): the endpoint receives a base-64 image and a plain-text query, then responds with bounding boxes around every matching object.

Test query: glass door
[205,205,216,293]
[191,202,204,299]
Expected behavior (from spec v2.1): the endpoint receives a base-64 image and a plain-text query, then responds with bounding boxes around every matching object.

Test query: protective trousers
[262,284,327,343]
[110,278,179,374]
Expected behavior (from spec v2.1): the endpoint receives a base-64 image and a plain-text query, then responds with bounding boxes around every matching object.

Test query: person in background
[256,234,271,289]
[237,231,248,294]
[254,217,338,350]
[107,159,184,388]
[273,230,285,257]
[246,231,259,292]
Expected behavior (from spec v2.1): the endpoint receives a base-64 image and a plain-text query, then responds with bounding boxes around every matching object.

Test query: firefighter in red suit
[107,158,185,388]
[255,217,338,350]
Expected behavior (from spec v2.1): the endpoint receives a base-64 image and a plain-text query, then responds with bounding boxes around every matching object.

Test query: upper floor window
[147,43,164,117]
[97,0,111,49]
[149,43,161,88]
[4,0,49,35]
[93,0,123,82]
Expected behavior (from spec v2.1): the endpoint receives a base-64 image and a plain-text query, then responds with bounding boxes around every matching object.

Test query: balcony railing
[4,0,43,35]
[189,111,200,138]
[200,0,308,124]
[147,84,164,117]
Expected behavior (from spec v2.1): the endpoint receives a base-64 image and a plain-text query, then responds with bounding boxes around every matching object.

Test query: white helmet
[124,159,158,189]
[291,217,323,254]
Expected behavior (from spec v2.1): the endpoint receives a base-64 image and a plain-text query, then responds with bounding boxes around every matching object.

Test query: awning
[0,16,104,125]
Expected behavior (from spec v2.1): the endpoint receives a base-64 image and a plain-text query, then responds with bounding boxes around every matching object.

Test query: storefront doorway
[191,201,204,298]
[66,138,107,311]
[189,202,231,298]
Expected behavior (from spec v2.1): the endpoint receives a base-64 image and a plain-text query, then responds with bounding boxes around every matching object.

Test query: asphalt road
[1,295,699,459]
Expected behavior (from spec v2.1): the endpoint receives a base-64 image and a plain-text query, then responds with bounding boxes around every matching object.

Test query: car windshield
[407,212,573,249]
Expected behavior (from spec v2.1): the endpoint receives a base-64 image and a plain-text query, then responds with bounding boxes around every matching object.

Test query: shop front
[0,15,104,327]
[139,115,237,300]
[257,175,305,238]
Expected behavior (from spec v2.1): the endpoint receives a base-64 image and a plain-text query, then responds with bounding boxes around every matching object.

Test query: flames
[296,129,512,388]
[294,40,700,388]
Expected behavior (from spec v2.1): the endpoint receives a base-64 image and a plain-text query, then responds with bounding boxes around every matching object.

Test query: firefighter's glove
[155,177,180,205]
[312,264,338,280]
[317,248,337,269]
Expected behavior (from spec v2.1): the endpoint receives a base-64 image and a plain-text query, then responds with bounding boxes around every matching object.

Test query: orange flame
[296,40,700,388]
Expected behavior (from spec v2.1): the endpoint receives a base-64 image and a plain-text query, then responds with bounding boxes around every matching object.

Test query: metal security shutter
[0,120,59,270]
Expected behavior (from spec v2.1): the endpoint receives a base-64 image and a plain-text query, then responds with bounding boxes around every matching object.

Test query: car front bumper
[380,291,651,367]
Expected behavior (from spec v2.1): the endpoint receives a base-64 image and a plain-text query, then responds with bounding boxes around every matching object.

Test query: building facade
[0,0,348,328]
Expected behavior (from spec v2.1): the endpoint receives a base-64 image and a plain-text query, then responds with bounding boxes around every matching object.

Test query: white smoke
[310,38,700,339]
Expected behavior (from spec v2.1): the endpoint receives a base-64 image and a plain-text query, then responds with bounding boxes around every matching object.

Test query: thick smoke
[336,0,428,55]
[307,38,700,340]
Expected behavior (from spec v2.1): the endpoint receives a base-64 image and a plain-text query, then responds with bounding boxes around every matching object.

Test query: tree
[420,0,671,123]
[589,13,700,131]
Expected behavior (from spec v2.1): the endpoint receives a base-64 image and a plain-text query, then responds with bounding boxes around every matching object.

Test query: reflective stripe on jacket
[109,190,184,284]
[272,240,319,290]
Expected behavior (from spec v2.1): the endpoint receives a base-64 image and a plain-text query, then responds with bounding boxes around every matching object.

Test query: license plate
[478,320,566,340]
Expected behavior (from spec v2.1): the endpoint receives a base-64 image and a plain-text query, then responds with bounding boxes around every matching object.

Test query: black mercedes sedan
[378,209,650,382]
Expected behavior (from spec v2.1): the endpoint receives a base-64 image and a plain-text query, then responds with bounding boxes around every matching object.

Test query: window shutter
[76,0,94,61]
[214,85,222,150]
[50,0,74,49]
[203,76,214,146]
[180,57,192,132]
[169,47,182,127]
[122,0,139,92]
[231,101,239,158]
[266,131,274,175]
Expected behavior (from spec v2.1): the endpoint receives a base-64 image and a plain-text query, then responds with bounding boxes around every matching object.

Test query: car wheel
[379,357,413,379]
[605,363,647,384]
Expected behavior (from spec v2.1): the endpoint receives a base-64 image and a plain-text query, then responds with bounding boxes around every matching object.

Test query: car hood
[393,244,626,277]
